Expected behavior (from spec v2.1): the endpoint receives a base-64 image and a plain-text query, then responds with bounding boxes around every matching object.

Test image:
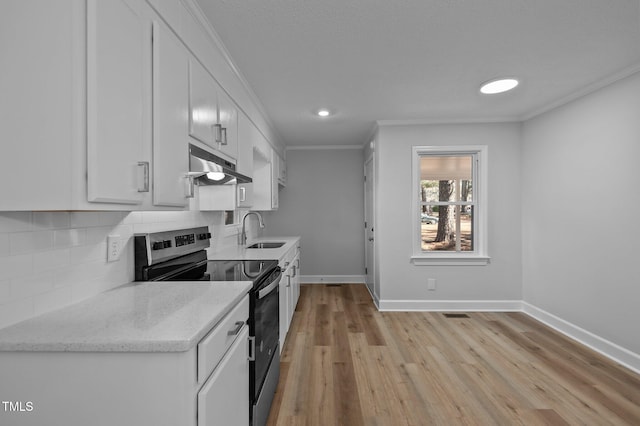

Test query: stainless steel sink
[247,242,285,249]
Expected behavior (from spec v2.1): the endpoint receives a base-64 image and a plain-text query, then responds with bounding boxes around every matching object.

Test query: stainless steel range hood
[189,143,252,185]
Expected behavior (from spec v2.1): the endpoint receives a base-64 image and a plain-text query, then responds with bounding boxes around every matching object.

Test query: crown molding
[286,145,363,151]
[521,62,640,121]
[376,116,521,127]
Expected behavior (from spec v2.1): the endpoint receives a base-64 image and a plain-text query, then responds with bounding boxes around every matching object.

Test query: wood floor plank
[306,346,335,426]
[313,303,332,346]
[267,284,640,425]
[333,361,365,426]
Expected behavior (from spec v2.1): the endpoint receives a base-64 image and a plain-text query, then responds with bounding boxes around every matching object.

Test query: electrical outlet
[107,235,121,262]
[427,278,436,291]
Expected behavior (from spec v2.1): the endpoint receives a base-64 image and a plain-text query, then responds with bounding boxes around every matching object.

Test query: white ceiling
[195,0,640,147]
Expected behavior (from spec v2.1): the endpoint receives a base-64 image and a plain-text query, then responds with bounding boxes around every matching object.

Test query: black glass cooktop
[205,259,279,282]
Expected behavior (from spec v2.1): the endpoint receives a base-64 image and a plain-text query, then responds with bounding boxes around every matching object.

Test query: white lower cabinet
[291,253,301,311]
[278,242,301,353]
[198,326,249,426]
[0,295,250,426]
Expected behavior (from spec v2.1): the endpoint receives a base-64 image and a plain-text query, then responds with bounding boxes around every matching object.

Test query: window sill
[410,255,490,266]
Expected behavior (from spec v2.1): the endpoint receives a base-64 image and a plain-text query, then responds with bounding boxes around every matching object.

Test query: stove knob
[163,240,172,248]
[152,241,164,250]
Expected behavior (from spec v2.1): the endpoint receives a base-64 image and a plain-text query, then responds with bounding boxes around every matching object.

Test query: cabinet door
[188,59,217,146]
[216,90,238,161]
[152,20,189,207]
[279,273,289,353]
[198,326,249,426]
[278,155,287,186]
[236,112,255,177]
[292,254,301,310]
[271,160,279,209]
[87,0,149,204]
[286,273,293,330]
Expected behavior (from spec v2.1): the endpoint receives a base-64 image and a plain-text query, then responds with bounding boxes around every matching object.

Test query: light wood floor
[266,284,640,425]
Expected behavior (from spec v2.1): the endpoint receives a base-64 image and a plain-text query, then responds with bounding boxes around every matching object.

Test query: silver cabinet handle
[227,321,244,336]
[286,275,291,288]
[283,261,290,268]
[239,186,246,202]
[214,123,223,143]
[137,161,149,192]
[292,265,297,278]
[221,127,228,145]
[185,175,196,198]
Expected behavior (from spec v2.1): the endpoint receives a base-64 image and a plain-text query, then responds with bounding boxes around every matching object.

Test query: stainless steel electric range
[134,226,280,426]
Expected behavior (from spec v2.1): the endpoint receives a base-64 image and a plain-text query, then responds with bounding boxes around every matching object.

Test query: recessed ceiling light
[480,78,519,94]
[317,109,330,117]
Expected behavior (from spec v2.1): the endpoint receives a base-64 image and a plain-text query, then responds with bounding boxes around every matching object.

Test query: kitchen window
[411,145,489,265]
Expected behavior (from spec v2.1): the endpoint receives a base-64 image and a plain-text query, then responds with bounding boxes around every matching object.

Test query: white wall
[375,123,522,306]
[0,210,253,329]
[521,71,640,356]
[263,148,365,281]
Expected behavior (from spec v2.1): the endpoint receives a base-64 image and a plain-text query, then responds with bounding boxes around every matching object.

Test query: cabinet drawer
[197,294,249,383]
[198,325,249,426]
[279,245,299,269]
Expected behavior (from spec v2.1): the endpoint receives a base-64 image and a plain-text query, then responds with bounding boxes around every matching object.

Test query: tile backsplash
[0,210,254,329]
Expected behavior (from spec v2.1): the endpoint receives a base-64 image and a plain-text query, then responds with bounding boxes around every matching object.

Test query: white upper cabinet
[188,59,218,147]
[86,0,150,205]
[152,19,190,207]
[252,142,279,211]
[188,59,238,162]
[0,0,278,211]
[216,89,239,161]
[0,0,78,210]
[236,112,256,208]
[279,153,287,186]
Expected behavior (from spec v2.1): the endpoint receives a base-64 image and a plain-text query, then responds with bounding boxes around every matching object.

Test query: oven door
[251,267,281,401]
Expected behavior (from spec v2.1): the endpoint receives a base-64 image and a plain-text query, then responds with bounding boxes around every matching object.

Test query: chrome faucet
[240,211,265,245]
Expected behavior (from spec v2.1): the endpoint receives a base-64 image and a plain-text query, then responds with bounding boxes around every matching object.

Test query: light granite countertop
[208,236,300,261]
[0,281,251,352]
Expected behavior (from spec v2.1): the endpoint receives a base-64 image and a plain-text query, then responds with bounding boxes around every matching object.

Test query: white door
[198,326,249,426]
[87,0,149,204]
[152,20,189,207]
[364,156,375,297]
[188,59,217,146]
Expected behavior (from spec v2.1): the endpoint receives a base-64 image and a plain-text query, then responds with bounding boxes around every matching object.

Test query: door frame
[364,153,377,303]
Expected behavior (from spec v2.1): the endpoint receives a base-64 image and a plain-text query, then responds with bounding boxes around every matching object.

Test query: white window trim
[410,145,490,266]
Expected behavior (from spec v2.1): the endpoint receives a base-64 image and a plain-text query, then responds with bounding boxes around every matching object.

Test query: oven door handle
[248,336,255,361]
[257,279,279,299]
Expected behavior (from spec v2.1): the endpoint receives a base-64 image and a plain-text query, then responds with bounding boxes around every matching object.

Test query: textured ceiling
[196,0,640,147]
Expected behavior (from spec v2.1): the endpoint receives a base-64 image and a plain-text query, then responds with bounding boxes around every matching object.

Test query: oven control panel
[135,226,211,265]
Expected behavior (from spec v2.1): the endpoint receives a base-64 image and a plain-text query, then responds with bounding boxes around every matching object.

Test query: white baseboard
[378,299,523,312]
[300,275,365,284]
[362,283,380,309]
[522,302,640,375]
